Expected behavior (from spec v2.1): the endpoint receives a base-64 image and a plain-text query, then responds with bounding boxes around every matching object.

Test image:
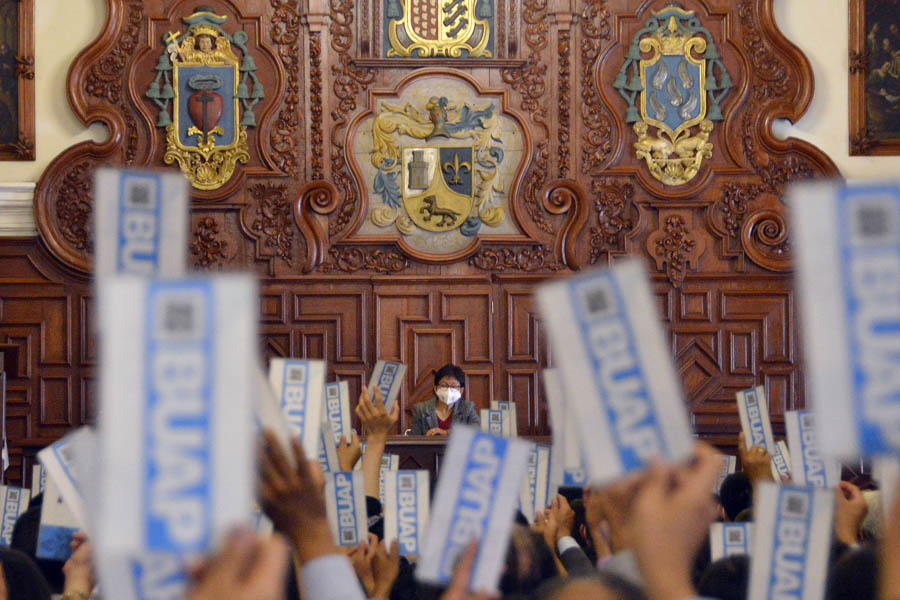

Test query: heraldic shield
[146,7,265,190]
[402,147,475,232]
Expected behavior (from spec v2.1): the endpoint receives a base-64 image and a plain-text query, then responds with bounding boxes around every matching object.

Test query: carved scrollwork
[738,1,790,101]
[270,0,303,177]
[309,32,324,180]
[469,246,564,272]
[249,183,294,273]
[329,0,375,236]
[557,29,571,179]
[4,133,35,161]
[15,56,35,80]
[589,179,635,263]
[580,0,612,172]
[850,128,874,155]
[56,162,95,252]
[741,208,791,272]
[294,181,340,272]
[84,5,142,105]
[318,247,409,273]
[191,217,229,269]
[648,215,698,288]
[543,179,588,269]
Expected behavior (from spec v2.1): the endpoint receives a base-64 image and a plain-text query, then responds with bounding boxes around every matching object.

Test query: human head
[433,364,465,406]
[0,548,52,600]
[719,472,753,521]
[536,574,647,600]
[498,525,559,598]
[696,555,749,600]
[197,34,214,52]
[826,544,876,600]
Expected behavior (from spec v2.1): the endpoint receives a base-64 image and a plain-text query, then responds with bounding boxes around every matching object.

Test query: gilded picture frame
[0,0,34,160]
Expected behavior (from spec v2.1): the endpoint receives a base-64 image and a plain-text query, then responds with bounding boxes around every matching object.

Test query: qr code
[326,386,339,398]
[800,413,815,429]
[341,529,357,544]
[726,527,744,545]
[490,412,501,423]
[286,365,307,383]
[383,363,397,376]
[851,197,898,246]
[782,491,809,518]
[398,474,415,491]
[744,390,757,406]
[162,301,196,335]
[578,280,615,320]
[7,489,18,501]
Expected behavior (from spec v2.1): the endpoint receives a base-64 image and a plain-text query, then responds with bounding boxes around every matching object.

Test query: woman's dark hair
[697,555,749,600]
[434,364,465,388]
[719,472,753,521]
[0,547,52,600]
[826,543,876,600]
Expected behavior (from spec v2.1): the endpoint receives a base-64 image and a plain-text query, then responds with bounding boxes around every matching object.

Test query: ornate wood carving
[0,0,35,160]
[13,0,841,466]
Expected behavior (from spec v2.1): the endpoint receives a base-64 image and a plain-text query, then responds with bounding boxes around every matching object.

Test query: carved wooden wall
[0,0,839,487]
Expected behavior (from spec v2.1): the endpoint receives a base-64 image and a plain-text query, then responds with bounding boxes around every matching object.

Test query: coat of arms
[145,7,264,190]
[613,5,732,186]
[385,0,493,58]
[369,96,505,236]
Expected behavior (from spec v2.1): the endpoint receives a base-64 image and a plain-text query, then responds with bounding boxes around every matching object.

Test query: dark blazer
[410,397,480,435]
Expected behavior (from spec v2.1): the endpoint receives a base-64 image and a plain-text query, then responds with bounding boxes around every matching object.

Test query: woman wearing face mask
[410,364,480,435]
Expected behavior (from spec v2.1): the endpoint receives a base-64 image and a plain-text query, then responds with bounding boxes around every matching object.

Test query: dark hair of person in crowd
[0,547,52,600]
[433,364,465,388]
[10,494,65,593]
[826,543,876,600]
[535,572,647,600]
[569,498,597,564]
[497,525,559,599]
[719,472,753,521]
[696,554,749,600]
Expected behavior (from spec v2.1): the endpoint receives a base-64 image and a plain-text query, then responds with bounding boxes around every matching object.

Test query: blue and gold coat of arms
[613,5,732,186]
[146,7,264,190]
[385,0,493,58]
[369,96,505,236]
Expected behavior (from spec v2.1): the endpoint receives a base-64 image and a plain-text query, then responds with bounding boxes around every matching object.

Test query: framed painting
[850,0,900,155]
[0,0,34,160]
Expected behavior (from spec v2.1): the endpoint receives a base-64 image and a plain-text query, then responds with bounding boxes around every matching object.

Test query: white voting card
[317,419,341,473]
[378,453,400,505]
[38,428,91,532]
[93,168,188,278]
[324,471,368,547]
[36,474,80,560]
[383,470,430,556]
[480,408,511,437]
[97,551,188,600]
[254,366,296,465]
[368,360,407,414]
[519,443,552,524]
[713,455,737,494]
[736,386,791,480]
[536,258,694,484]
[748,483,834,600]
[543,368,587,490]
[0,486,29,547]
[31,464,45,497]
[491,401,518,437]
[785,410,840,487]
[790,180,900,458]
[710,522,753,561]
[875,455,900,524]
[269,358,326,460]
[97,276,255,557]
[324,381,353,445]
[417,425,531,592]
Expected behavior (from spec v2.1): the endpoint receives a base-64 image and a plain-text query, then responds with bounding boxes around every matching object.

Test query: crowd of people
[0,379,897,600]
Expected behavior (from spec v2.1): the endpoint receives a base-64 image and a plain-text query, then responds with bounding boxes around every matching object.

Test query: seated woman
[410,364,480,436]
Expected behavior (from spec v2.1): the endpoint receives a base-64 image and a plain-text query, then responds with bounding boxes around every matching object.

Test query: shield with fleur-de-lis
[401,146,475,232]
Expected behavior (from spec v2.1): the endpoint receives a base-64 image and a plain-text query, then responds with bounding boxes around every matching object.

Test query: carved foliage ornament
[145,7,264,190]
[614,5,733,186]
[386,0,494,58]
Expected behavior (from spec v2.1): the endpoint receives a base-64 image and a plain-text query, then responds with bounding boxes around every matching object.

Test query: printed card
[324,471,368,547]
[790,181,900,458]
[383,470,430,556]
[875,455,900,524]
[713,455,737,494]
[38,429,91,532]
[97,552,188,600]
[269,359,326,461]
[36,474,80,560]
[519,444,552,524]
[480,408,511,437]
[317,419,341,473]
[254,367,295,465]
[536,259,694,484]
[368,360,407,414]
[31,464,45,497]
[785,410,840,488]
[710,523,753,561]
[93,168,188,278]
[378,453,400,505]
[0,486,30,547]
[324,381,353,445]
[543,368,587,490]
[736,386,792,480]
[417,425,531,592]
[97,276,256,557]
[491,401,518,437]
[748,483,834,600]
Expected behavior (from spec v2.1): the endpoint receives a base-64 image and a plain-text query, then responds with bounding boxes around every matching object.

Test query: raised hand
[186,528,289,600]
[834,480,868,546]
[336,429,362,471]
[738,431,775,483]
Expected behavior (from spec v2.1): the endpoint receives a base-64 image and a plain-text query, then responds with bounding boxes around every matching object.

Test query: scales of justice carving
[145,7,264,190]
[386,0,493,58]
[369,96,506,236]
[614,5,733,186]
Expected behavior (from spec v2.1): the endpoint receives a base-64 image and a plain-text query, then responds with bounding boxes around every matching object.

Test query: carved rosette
[244,183,295,274]
[191,217,230,269]
[646,212,704,287]
[589,178,636,262]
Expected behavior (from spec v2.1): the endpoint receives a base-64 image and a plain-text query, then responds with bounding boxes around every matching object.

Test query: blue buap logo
[334,473,359,545]
[144,282,214,554]
[281,363,309,439]
[768,489,812,596]
[376,363,400,401]
[397,473,419,554]
[744,390,768,447]
[118,174,163,275]
[0,489,21,545]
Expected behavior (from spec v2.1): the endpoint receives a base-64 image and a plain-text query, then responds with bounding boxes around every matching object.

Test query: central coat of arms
[369,96,506,236]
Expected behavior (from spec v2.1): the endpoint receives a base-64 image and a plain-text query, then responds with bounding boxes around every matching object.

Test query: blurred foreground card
[785,410,840,488]
[791,181,900,458]
[710,522,753,561]
[536,258,694,484]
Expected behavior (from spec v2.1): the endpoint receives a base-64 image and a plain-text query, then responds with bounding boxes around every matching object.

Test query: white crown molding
[0,183,37,237]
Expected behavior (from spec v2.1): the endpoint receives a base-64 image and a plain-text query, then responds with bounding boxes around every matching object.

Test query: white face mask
[435,387,462,406]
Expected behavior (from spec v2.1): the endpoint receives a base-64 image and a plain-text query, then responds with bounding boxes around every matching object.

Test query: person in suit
[410,363,479,435]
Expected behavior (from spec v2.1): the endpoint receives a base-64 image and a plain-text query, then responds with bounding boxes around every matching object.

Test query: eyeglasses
[436,382,462,390]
